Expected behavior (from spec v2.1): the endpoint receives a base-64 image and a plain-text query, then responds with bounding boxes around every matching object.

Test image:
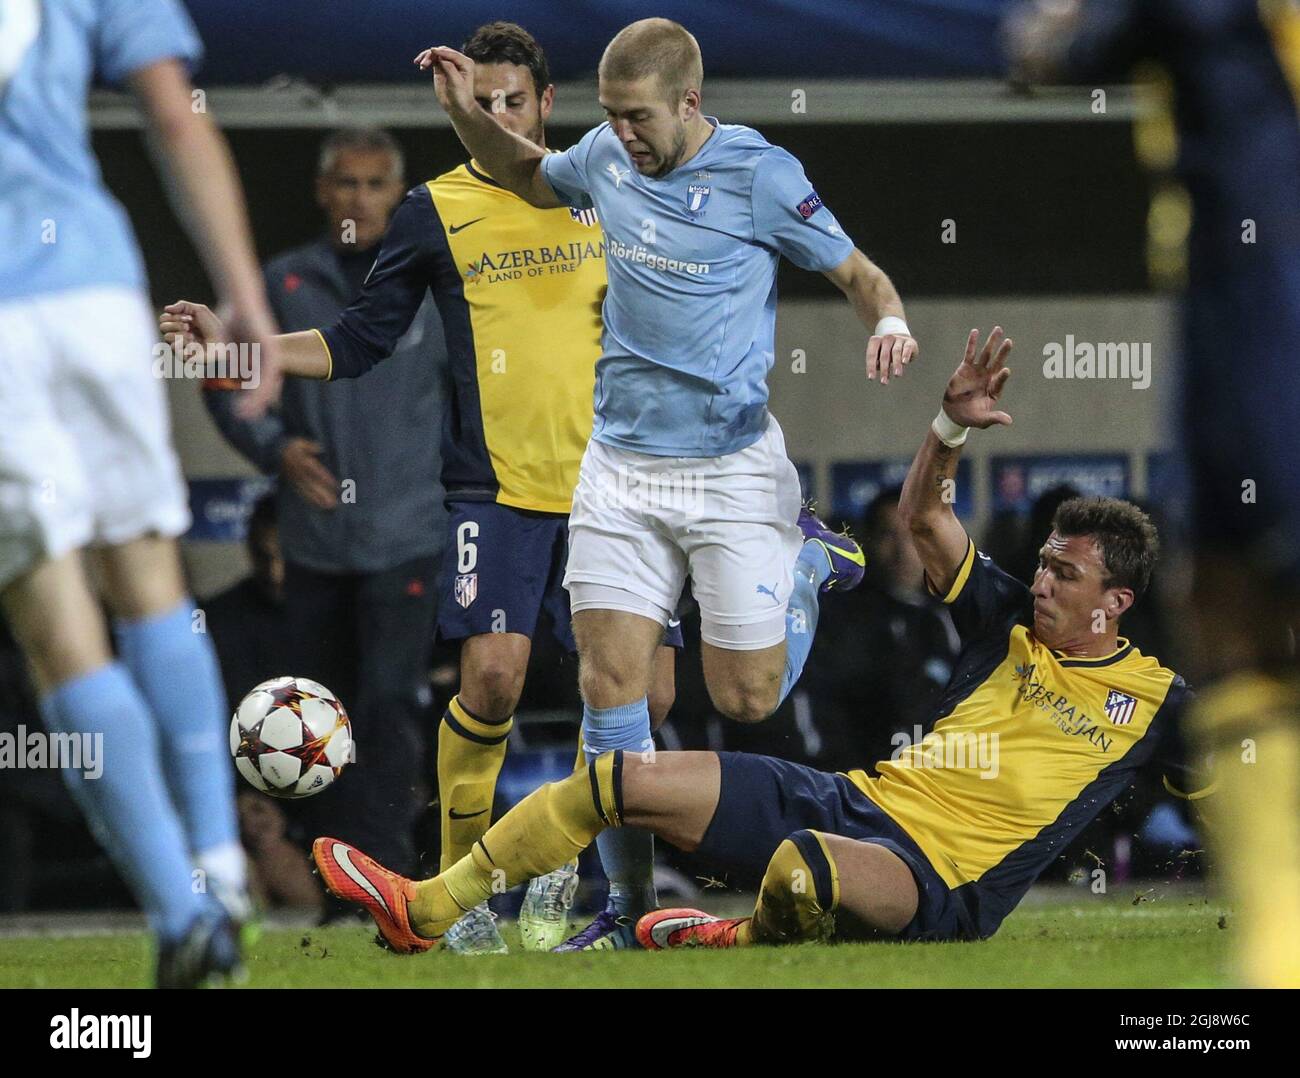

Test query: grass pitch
[0,887,1231,988]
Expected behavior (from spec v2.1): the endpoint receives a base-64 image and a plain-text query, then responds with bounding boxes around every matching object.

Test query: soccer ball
[229,676,353,798]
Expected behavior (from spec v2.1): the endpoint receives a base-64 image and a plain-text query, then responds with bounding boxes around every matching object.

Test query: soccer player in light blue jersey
[0,0,279,985]
[415,17,918,949]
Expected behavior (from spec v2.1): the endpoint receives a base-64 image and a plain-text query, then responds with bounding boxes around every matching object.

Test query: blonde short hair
[599,18,703,107]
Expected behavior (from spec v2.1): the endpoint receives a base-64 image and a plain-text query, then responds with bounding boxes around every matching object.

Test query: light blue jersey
[541,119,853,457]
[0,0,201,302]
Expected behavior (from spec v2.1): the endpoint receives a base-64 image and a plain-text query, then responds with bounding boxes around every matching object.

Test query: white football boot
[518,862,579,951]
[443,902,508,955]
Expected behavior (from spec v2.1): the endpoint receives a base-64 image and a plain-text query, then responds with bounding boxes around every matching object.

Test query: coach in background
[204,128,448,877]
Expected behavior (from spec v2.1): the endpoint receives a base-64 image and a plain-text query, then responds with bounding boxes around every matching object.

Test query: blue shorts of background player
[437,500,684,652]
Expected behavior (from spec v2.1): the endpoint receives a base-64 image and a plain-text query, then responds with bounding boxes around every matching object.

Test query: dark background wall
[98,118,1150,307]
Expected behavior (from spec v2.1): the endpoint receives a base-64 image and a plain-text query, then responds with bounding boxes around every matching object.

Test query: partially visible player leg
[98,534,249,919]
[0,288,238,984]
[438,631,530,954]
[689,418,860,723]
[0,552,209,944]
[434,502,570,952]
[441,750,717,942]
[58,282,248,921]
[550,606,664,949]
[313,750,717,949]
[638,830,919,949]
[781,502,866,695]
[554,434,692,948]
[647,640,678,732]
[1190,668,1300,988]
[441,631,531,872]
[542,634,678,951]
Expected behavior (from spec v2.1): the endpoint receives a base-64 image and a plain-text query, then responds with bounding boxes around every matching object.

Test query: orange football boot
[312,837,438,954]
[636,908,748,950]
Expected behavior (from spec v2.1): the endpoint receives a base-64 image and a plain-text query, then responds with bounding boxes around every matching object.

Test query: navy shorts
[696,752,973,941]
[437,500,683,652]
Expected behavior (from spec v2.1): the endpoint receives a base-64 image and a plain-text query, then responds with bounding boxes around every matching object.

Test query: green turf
[0,890,1233,988]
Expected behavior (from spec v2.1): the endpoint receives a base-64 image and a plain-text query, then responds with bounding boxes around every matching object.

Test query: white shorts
[0,286,190,590]
[564,414,803,650]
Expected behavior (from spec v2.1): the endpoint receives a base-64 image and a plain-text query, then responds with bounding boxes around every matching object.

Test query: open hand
[941,327,1013,429]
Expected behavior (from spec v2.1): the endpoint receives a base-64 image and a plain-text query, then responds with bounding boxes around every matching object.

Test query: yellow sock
[749,830,840,945]
[437,696,512,873]
[1189,672,1300,988]
[411,751,624,937]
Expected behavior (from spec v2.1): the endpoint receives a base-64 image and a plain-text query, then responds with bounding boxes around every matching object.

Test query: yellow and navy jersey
[846,538,1204,937]
[318,160,606,513]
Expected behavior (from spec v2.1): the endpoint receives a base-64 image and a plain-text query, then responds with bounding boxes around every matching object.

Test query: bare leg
[572,607,663,708]
[457,631,531,721]
[94,533,187,621]
[647,643,677,731]
[822,835,919,937]
[1,550,112,692]
[621,750,722,852]
[700,639,786,724]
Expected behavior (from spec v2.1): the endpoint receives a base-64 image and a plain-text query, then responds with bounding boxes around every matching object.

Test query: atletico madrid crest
[569,207,598,227]
[1103,689,1137,726]
[454,573,478,609]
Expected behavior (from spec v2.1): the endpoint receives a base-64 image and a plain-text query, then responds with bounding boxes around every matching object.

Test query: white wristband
[931,408,969,448]
[874,316,911,338]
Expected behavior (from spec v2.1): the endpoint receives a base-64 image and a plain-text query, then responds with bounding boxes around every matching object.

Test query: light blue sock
[582,697,657,918]
[114,600,239,858]
[40,663,203,941]
[777,543,829,708]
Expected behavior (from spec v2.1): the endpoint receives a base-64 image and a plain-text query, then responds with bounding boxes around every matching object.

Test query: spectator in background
[204,493,290,708]
[204,127,448,877]
[802,487,961,770]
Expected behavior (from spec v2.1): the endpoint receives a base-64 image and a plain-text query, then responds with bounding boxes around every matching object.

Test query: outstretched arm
[414,46,562,208]
[159,304,329,379]
[823,249,917,385]
[898,327,1013,595]
[162,181,444,387]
